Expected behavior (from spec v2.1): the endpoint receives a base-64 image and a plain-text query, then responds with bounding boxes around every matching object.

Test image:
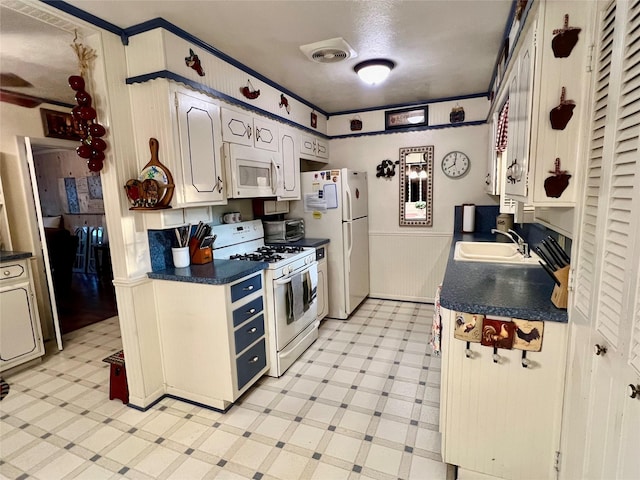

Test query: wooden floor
[55,272,118,334]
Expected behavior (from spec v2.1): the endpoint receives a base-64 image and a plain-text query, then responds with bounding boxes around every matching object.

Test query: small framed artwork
[385,106,428,130]
[40,108,84,141]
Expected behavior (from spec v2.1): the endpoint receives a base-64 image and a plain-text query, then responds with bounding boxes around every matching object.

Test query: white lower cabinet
[440,307,567,479]
[0,258,44,372]
[154,272,268,410]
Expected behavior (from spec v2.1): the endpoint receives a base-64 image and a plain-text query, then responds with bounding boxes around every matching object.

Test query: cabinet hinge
[586,44,595,73]
[554,451,561,473]
[567,267,575,292]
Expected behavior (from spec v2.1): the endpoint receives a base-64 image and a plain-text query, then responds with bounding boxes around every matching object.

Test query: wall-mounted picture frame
[40,108,84,141]
[385,106,428,130]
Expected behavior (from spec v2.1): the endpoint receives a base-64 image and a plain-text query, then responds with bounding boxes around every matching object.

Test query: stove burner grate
[229,252,284,263]
[262,245,305,254]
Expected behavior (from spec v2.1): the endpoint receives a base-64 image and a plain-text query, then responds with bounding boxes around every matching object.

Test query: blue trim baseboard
[126,70,330,139]
[44,1,495,121]
[330,120,487,139]
[331,92,489,117]
[127,393,231,413]
[122,17,329,118]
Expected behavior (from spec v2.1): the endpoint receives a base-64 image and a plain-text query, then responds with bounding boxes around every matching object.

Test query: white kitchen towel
[431,284,442,356]
[291,272,304,322]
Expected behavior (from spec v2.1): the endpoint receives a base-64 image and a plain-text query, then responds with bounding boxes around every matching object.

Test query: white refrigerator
[290,168,369,319]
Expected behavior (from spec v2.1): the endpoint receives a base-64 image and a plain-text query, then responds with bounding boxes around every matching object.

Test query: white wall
[328,125,497,302]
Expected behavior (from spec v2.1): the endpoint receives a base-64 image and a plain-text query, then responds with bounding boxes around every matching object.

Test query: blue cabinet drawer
[236,338,266,390]
[234,314,265,354]
[232,296,263,327]
[231,274,262,303]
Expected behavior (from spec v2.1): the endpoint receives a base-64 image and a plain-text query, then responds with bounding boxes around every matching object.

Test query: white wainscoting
[369,231,452,303]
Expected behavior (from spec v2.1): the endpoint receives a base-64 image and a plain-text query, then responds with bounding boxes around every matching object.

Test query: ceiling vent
[300,37,357,64]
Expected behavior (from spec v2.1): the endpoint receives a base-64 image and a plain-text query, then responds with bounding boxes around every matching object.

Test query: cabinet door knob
[246,308,256,315]
[594,344,607,356]
[243,285,254,291]
[3,270,10,276]
[629,384,640,399]
[248,356,259,364]
[248,327,257,334]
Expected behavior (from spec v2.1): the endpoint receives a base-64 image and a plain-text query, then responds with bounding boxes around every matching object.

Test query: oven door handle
[273,264,316,285]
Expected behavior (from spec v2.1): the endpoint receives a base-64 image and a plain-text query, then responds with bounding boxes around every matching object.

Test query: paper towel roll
[462,204,476,233]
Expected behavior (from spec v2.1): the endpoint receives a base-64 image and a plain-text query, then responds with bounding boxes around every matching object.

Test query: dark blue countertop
[148,259,267,285]
[440,233,568,323]
[268,238,330,248]
[0,251,32,262]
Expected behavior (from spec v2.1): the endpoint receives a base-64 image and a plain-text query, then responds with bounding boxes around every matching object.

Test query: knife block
[551,265,569,309]
[189,238,213,265]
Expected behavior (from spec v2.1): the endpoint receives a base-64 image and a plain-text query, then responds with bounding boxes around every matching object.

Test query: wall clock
[441,151,470,178]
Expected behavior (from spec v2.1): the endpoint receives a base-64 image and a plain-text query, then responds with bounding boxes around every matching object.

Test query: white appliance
[290,168,369,319]
[223,143,279,198]
[213,220,318,377]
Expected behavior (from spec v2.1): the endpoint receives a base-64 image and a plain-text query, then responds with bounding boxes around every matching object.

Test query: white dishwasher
[315,245,328,321]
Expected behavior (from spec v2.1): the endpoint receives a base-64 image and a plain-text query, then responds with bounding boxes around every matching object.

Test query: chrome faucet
[491,228,530,257]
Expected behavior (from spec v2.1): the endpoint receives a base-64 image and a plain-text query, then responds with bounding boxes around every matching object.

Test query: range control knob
[305,255,313,265]
[282,266,289,276]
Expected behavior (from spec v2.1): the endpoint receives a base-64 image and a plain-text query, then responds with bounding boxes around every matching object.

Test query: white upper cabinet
[300,134,329,161]
[221,108,279,152]
[176,92,226,205]
[276,127,301,200]
[502,1,593,206]
[504,23,536,198]
[128,81,227,211]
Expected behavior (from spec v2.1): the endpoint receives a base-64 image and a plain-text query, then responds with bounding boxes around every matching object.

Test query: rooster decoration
[516,326,541,344]
[185,49,205,76]
[481,319,515,349]
[279,94,291,114]
[454,313,483,342]
[512,319,544,351]
[456,314,478,333]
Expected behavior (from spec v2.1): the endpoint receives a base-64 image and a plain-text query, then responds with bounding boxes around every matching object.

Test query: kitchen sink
[454,241,541,264]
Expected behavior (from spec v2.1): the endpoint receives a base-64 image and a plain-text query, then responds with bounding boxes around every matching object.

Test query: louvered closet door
[568,0,640,477]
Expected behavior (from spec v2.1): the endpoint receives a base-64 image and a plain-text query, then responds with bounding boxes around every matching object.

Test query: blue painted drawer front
[232,296,263,327]
[236,338,266,390]
[234,314,265,354]
[231,274,262,303]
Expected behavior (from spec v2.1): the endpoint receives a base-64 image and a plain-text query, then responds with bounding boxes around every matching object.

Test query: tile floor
[0,298,450,480]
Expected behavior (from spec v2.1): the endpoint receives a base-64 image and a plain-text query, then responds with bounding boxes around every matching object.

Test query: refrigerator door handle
[344,183,353,221]
[346,222,353,273]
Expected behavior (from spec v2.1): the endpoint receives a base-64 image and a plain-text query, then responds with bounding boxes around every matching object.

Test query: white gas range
[213,220,318,377]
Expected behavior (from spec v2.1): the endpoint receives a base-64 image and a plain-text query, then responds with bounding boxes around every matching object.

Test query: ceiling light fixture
[354,59,395,85]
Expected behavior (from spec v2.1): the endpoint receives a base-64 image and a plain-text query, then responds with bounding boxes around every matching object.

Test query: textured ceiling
[0,0,512,113]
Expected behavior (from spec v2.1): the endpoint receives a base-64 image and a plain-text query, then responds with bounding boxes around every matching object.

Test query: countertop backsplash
[453,205,572,259]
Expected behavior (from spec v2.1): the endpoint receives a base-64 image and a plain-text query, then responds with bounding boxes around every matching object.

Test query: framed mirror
[399,146,434,226]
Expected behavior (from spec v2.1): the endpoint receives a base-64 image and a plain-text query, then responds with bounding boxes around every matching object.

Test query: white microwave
[223,143,279,198]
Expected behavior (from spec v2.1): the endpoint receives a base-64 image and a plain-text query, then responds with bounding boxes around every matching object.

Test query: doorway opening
[30,142,117,334]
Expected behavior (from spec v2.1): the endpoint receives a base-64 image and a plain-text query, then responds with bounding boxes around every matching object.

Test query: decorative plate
[138,165,168,203]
